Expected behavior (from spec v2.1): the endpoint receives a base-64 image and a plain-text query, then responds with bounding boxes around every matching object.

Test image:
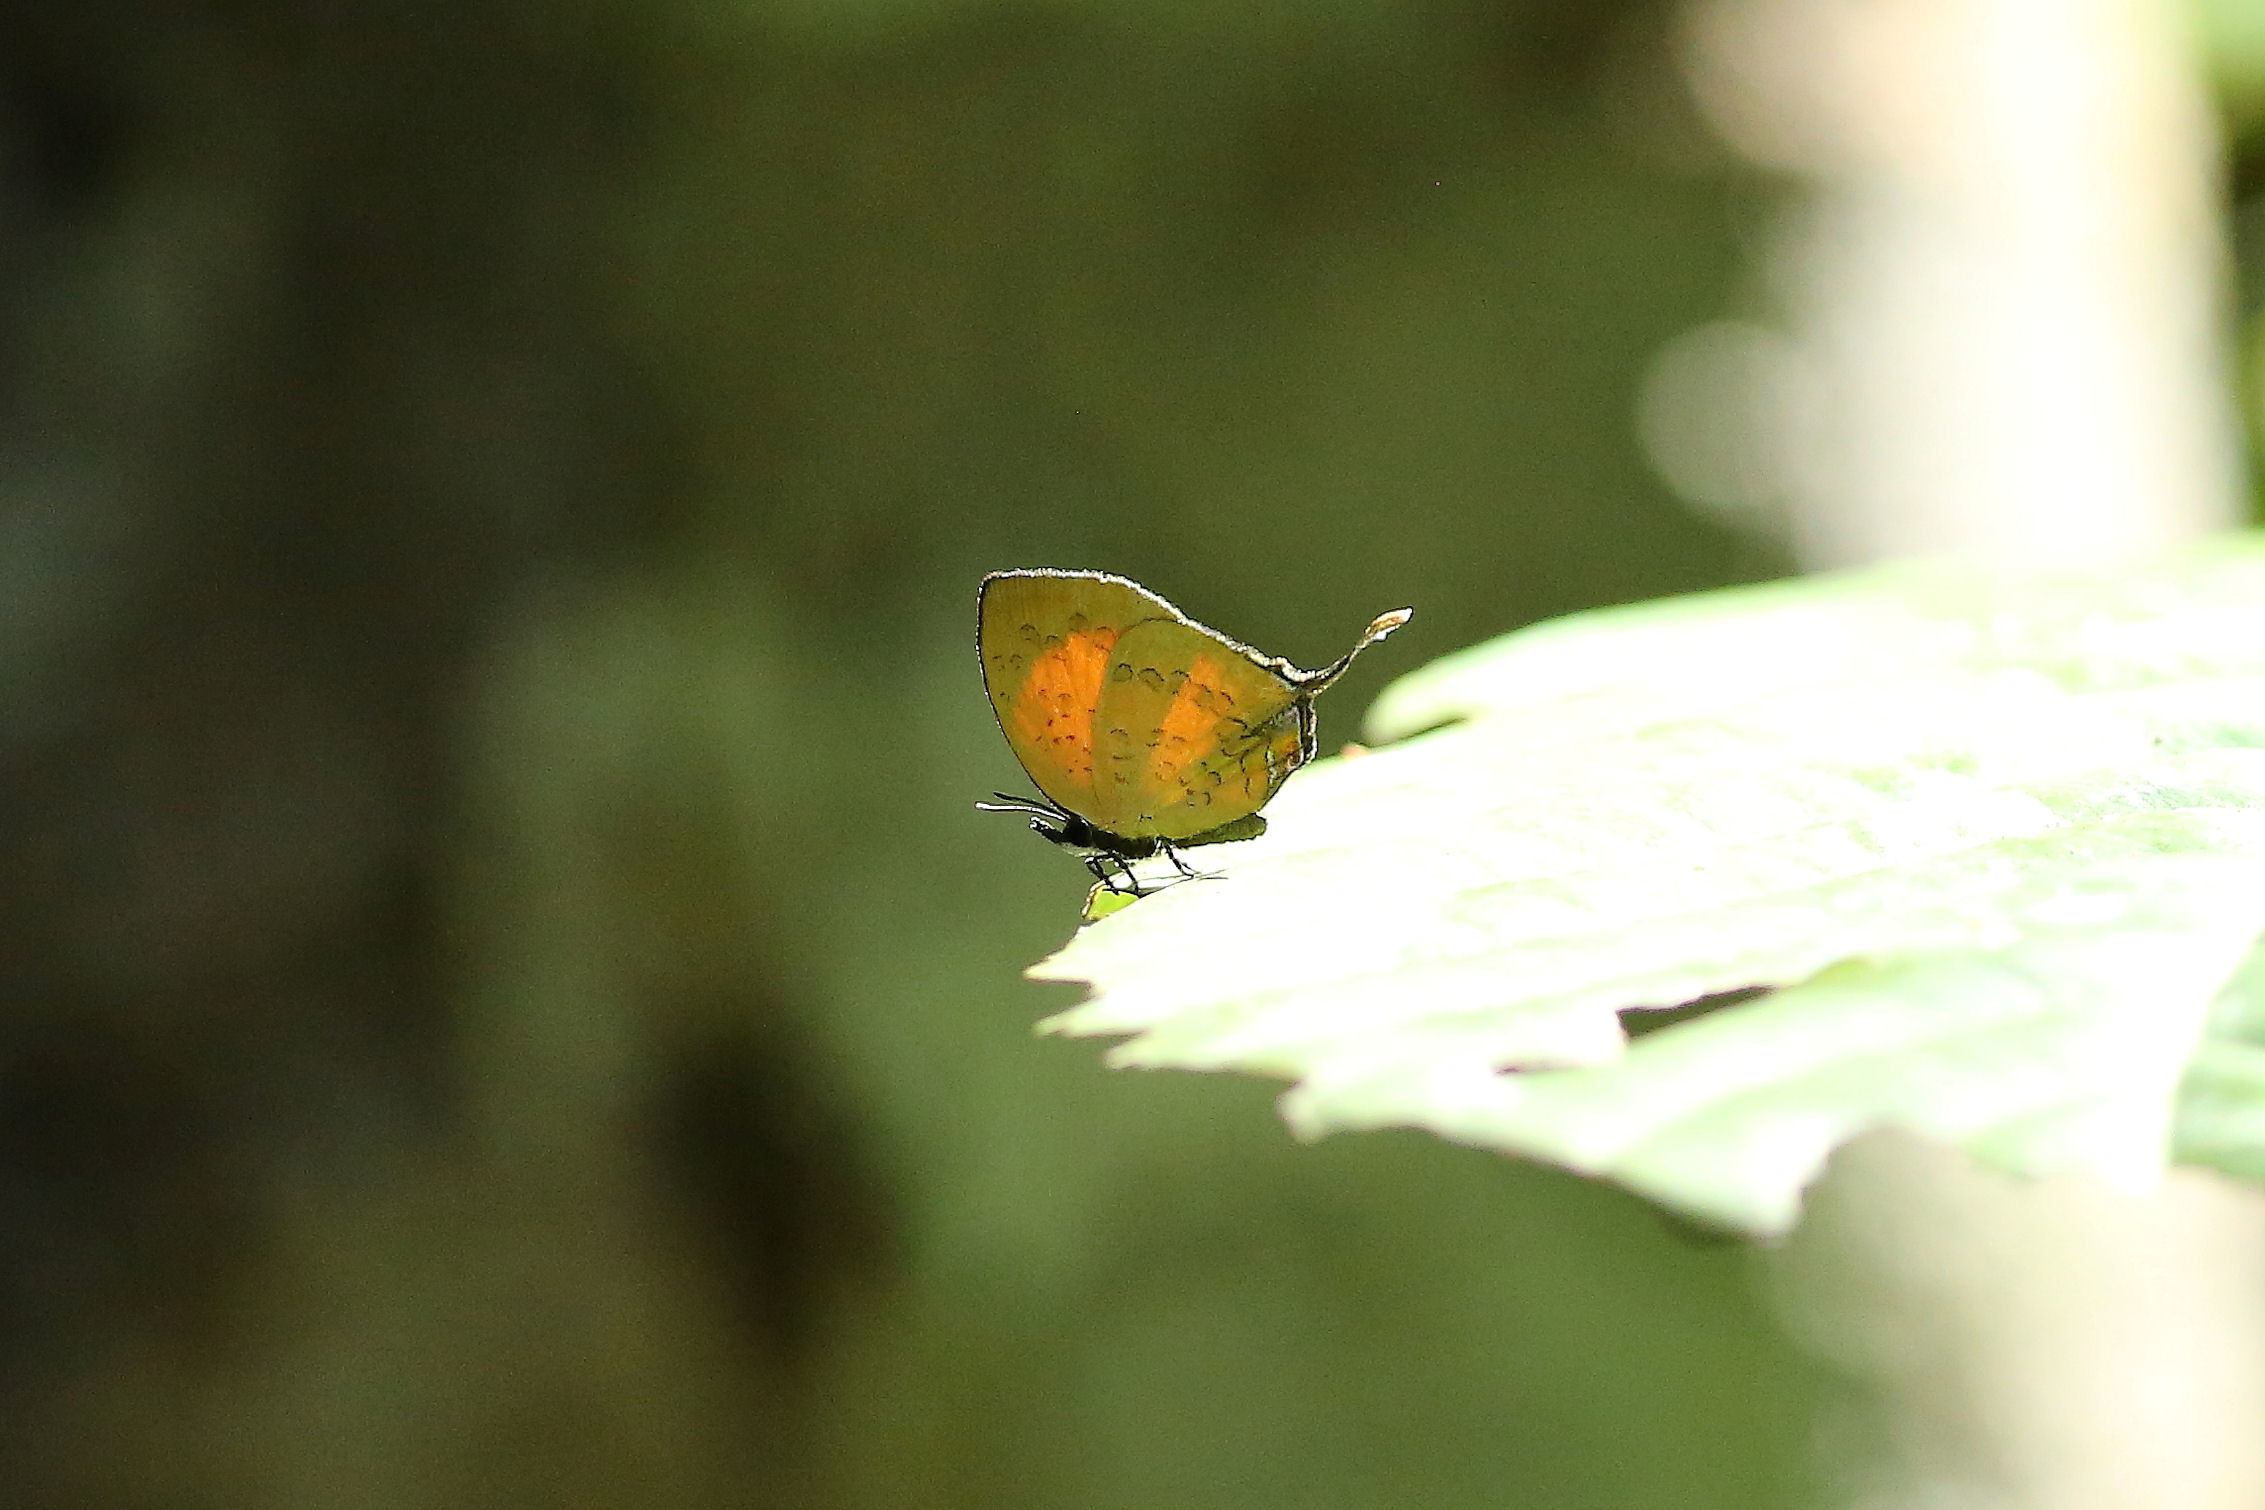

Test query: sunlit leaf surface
[1032,539,2265,1237]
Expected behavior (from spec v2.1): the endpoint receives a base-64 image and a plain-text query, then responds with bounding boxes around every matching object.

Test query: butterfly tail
[1299,607,1414,695]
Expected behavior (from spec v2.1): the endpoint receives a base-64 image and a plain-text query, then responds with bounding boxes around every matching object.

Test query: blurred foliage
[2199,0,2265,131]
[0,0,1859,1504]
[2182,933,2265,1183]
[2207,0,2265,519]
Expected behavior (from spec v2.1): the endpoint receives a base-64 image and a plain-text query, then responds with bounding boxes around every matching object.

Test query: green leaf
[1029,537,2265,1238]
[2176,939,2265,1181]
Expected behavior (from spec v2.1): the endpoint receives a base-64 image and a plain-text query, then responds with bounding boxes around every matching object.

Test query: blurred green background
[5,3,2263,1506]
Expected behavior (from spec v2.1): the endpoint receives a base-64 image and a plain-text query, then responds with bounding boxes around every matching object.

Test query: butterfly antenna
[1302,607,1414,694]
[976,792,1064,818]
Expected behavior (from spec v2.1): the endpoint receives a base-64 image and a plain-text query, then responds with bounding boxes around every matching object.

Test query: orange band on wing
[1148,652,1236,789]
[1013,627,1118,790]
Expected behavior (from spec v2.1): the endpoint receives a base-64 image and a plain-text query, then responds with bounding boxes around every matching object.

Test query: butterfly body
[977,569,1410,895]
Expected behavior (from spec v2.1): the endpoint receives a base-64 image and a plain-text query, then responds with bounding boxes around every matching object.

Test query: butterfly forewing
[978,571,1177,819]
[1091,616,1304,839]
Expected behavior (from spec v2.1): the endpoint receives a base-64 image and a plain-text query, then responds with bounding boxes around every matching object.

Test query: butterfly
[976,568,1411,897]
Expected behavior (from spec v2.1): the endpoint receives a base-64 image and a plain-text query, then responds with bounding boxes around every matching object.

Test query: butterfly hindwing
[1091,616,1304,840]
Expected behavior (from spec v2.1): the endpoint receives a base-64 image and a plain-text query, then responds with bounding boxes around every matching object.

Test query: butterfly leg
[1161,841,1228,885]
[1087,855,1146,896]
